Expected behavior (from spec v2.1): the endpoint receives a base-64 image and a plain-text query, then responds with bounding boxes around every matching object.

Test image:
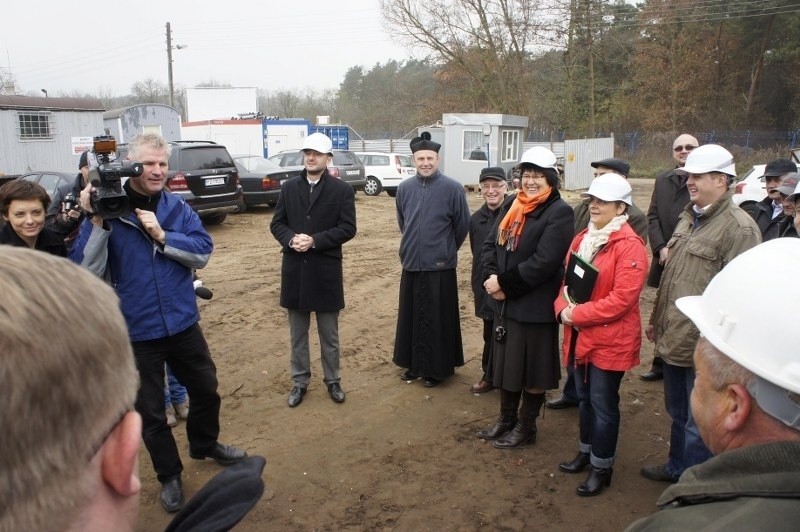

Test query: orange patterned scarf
[497,186,552,251]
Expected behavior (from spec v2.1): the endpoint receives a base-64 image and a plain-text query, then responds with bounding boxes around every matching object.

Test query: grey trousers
[288,309,341,388]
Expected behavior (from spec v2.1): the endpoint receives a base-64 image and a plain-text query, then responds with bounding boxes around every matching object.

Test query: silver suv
[269,149,366,192]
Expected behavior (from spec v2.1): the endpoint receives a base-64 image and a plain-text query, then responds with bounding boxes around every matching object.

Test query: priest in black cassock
[392,132,470,387]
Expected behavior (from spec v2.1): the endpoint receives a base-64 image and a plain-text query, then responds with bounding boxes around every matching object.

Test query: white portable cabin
[0,95,103,175]
[418,113,528,186]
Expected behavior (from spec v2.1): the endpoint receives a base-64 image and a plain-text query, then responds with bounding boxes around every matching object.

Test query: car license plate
[205,177,225,186]
[346,170,359,176]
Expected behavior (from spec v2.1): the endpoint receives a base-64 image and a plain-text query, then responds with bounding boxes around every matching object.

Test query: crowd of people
[2,130,799,530]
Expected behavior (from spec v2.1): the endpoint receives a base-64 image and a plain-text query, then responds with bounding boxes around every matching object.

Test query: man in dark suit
[270,133,357,408]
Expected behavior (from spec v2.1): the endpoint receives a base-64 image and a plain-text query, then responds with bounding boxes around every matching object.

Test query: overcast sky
[2,0,416,97]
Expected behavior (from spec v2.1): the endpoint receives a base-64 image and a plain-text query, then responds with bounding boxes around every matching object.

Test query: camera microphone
[195,286,213,300]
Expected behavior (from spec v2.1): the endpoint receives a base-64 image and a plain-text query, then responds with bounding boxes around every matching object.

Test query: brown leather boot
[476,388,520,440]
[493,391,545,449]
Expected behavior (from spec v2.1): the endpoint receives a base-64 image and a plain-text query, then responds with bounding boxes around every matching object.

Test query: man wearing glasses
[469,167,508,394]
[745,159,797,241]
[642,134,698,382]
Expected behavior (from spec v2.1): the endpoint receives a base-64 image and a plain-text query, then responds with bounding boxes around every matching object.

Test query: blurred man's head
[0,248,142,531]
[677,240,800,455]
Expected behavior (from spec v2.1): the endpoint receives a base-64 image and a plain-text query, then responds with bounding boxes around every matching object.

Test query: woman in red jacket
[554,173,647,496]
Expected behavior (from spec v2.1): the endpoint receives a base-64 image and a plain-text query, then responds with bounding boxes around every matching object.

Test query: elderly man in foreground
[627,238,800,530]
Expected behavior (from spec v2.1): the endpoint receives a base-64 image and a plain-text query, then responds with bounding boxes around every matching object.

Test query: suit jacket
[270,169,357,312]
[646,167,690,287]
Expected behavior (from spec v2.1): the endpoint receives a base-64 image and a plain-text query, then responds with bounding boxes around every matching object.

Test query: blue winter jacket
[396,170,470,271]
[70,192,212,342]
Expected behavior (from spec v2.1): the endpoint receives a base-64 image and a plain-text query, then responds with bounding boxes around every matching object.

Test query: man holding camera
[70,133,247,514]
[45,150,92,251]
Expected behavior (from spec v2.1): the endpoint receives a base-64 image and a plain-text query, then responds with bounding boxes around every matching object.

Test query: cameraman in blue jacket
[70,133,247,514]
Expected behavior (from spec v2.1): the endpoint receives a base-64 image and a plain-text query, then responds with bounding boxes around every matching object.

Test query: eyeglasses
[481,183,506,191]
[673,145,697,153]
[520,172,546,180]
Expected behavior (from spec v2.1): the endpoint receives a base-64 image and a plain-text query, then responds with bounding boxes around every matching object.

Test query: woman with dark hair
[554,173,647,496]
[0,180,66,256]
[476,147,574,449]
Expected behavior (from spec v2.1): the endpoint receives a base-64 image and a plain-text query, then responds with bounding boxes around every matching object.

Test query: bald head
[673,134,699,167]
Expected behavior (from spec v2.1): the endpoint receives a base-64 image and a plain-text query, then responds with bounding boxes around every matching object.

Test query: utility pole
[166,22,175,107]
[166,22,186,109]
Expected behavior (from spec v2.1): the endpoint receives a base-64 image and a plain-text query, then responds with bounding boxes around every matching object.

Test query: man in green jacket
[627,239,800,530]
[642,144,761,484]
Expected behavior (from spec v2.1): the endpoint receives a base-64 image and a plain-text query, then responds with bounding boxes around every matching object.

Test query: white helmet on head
[676,238,800,429]
[301,132,333,155]
[675,144,736,177]
[519,146,558,171]
[580,173,633,205]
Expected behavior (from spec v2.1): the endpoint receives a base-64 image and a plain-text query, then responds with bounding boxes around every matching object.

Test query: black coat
[747,197,786,241]
[469,202,502,320]
[0,223,67,257]
[481,190,574,324]
[646,168,689,287]
[269,169,356,312]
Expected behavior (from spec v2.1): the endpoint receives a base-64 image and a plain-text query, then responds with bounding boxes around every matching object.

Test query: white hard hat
[580,173,633,205]
[519,146,558,171]
[676,239,800,428]
[787,176,800,203]
[301,132,333,155]
[675,144,736,177]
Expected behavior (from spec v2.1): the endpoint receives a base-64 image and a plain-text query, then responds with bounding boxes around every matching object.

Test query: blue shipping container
[310,125,349,150]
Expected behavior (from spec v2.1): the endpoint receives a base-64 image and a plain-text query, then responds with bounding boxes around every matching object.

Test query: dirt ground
[135,179,673,531]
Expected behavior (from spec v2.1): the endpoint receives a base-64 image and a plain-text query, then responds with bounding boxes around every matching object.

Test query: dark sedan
[17,170,75,199]
[232,155,302,210]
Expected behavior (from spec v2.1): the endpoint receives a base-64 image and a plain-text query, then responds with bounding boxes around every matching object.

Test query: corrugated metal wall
[112,105,181,143]
[563,138,614,191]
[0,110,103,175]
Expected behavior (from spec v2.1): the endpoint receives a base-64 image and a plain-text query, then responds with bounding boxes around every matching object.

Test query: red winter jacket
[554,222,648,372]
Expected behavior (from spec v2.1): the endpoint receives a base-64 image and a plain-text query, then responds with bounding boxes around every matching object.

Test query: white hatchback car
[355,152,415,197]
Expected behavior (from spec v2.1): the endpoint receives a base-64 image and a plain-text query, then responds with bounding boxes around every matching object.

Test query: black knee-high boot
[493,391,545,449]
[476,388,520,440]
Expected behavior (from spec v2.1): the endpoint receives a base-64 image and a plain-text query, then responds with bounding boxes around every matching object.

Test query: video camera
[87,135,143,219]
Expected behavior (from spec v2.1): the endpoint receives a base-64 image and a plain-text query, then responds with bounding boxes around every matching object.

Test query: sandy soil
[135,179,673,531]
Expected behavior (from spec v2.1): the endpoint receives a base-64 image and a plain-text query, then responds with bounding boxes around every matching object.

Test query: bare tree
[381,0,565,114]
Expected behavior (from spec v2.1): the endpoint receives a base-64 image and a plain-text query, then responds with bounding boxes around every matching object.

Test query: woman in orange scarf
[476,147,574,448]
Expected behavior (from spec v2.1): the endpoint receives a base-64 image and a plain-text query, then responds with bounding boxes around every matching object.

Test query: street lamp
[166,22,186,108]
[41,89,48,98]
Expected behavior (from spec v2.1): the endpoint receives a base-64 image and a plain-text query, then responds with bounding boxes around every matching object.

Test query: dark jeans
[574,363,624,469]
[662,363,712,477]
[480,318,492,379]
[133,322,221,482]
[560,362,579,403]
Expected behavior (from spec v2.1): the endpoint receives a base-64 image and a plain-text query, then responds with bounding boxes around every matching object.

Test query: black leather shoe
[422,377,441,387]
[160,476,183,513]
[545,396,579,409]
[287,386,307,407]
[327,382,346,403]
[559,451,590,474]
[476,416,516,440]
[640,370,663,381]
[640,464,678,483]
[190,443,248,466]
[400,369,419,381]
[470,380,495,394]
[577,467,613,497]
